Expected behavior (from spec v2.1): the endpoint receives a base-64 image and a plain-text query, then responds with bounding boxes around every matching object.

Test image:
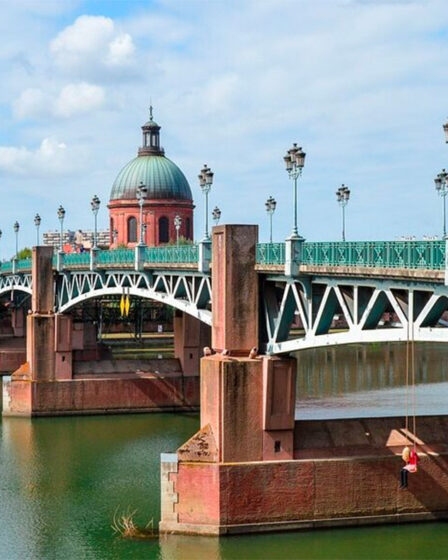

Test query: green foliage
[16,247,32,259]
[165,236,194,246]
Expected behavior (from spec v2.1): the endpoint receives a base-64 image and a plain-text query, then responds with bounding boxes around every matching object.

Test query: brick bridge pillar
[174,311,211,376]
[160,225,297,534]
[3,247,74,415]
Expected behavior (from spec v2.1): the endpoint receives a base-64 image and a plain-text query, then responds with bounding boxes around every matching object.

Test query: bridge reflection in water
[296,341,448,420]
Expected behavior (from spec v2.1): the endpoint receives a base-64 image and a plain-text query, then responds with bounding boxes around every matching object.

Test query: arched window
[110,218,114,244]
[159,216,169,244]
[186,217,191,240]
[128,216,137,243]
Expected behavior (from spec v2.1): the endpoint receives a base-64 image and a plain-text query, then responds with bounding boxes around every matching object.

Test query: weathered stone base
[160,416,448,536]
[3,374,199,416]
[161,510,448,536]
[0,337,26,374]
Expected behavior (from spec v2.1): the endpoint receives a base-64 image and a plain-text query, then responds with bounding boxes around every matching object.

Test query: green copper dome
[110,155,192,201]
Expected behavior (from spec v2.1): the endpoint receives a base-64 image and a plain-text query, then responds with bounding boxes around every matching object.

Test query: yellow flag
[120,295,125,317]
[125,295,130,317]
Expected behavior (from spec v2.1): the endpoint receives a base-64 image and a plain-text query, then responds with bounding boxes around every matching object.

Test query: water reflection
[296,342,448,420]
[1,343,448,558]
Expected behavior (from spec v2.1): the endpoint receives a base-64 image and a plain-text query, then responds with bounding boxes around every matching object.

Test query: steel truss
[0,273,32,297]
[56,269,212,325]
[262,274,448,354]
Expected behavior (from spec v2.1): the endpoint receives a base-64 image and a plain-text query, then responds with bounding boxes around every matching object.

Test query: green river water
[1,342,448,559]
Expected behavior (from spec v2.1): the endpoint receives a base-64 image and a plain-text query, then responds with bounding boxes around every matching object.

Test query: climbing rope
[404,315,417,448]
[411,319,417,449]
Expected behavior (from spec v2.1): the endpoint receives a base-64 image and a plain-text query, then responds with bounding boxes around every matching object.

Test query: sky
[1,0,448,256]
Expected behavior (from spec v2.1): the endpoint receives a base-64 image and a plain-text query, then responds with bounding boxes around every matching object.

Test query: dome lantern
[139,105,164,156]
[108,108,194,248]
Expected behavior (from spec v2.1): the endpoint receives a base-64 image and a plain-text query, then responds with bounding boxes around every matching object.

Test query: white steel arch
[0,274,32,297]
[57,270,212,325]
[262,274,448,354]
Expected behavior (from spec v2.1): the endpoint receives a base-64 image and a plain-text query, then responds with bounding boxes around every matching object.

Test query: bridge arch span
[57,270,212,326]
[0,274,32,299]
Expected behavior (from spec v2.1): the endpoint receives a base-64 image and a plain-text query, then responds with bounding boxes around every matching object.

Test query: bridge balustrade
[256,243,285,265]
[0,240,445,274]
[62,252,91,267]
[143,244,199,264]
[255,240,446,270]
[96,248,134,266]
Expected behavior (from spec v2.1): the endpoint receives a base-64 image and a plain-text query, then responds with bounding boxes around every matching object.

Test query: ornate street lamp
[13,221,19,257]
[434,169,448,239]
[443,118,448,144]
[198,164,214,240]
[336,184,351,242]
[136,182,147,245]
[212,206,221,226]
[90,195,101,249]
[284,143,306,238]
[265,196,277,243]
[57,205,65,251]
[34,213,41,246]
[174,215,182,246]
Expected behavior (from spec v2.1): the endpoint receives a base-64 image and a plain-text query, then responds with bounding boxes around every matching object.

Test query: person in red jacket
[400,447,419,489]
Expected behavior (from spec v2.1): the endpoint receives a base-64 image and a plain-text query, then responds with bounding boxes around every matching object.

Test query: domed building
[108,108,194,247]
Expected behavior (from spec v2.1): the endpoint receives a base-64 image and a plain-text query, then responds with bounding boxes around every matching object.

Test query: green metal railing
[301,240,445,270]
[62,252,90,267]
[96,249,134,266]
[16,258,32,271]
[0,240,444,274]
[256,243,285,265]
[143,244,199,264]
[1,261,12,273]
[255,240,446,270]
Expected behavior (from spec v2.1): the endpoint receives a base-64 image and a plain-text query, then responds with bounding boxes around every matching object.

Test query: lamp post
[136,182,147,246]
[212,206,221,226]
[174,215,182,246]
[57,205,65,251]
[336,184,351,242]
[265,196,277,243]
[284,143,306,238]
[34,214,41,245]
[443,118,448,144]
[13,221,19,257]
[198,164,214,240]
[90,195,101,249]
[434,169,448,239]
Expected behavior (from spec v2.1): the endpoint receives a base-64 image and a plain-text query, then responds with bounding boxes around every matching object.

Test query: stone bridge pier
[160,225,448,536]
[3,246,208,416]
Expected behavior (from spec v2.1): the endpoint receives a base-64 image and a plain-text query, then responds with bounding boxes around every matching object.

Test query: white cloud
[106,33,135,66]
[13,88,50,119]
[2,0,448,256]
[50,15,135,70]
[54,82,105,117]
[14,82,105,119]
[0,137,72,176]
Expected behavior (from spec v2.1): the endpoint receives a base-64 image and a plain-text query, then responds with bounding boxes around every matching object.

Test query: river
[0,342,447,559]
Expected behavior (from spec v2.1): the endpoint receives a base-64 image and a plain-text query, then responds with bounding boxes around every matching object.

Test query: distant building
[108,107,194,247]
[43,229,110,250]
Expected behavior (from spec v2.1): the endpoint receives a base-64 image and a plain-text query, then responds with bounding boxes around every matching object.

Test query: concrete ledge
[160,510,448,536]
[3,374,200,417]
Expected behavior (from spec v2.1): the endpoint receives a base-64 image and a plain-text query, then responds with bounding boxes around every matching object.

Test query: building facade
[108,109,194,247]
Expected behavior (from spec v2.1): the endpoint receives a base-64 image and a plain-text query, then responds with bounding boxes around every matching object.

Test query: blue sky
[1,0,448,255]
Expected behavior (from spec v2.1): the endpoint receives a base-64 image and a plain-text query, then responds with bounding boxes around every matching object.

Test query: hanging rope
[404,319,410,445]
[411,318,417,449]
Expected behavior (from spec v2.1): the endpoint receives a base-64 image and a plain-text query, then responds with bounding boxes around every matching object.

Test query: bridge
[2,225,448,535]
[1,236,447,355]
